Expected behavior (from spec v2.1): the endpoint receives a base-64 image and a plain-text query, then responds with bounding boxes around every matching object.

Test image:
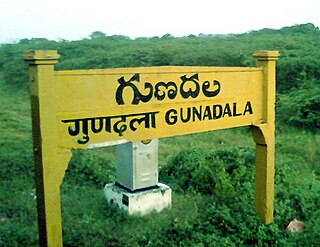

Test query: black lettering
[165,109,178,125]
[61,119,90,144]
[116,74,153,105]
[243,101,253,115]
[62,111,159,144]
[192,106,202,122]
[233,102,242,116]
[202,80,221,97]
[116,73,222,105]
[203,105,212,120]
[129,111,158,131]
[213,105,223,119]
[91,118,104,133]
[181,107,191,123]
[223,103,232,117]
[64,119,80,136]
[77,119,90,144]
[113,116,127,136]
[154,81,177,101]
[180,74,200,99]
[104,117,112,133]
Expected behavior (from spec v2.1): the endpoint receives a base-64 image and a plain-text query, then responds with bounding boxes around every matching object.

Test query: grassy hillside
[0,23,319,246]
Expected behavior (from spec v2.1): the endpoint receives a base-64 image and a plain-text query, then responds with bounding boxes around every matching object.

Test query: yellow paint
[25,50,72,247]
[252,50,279,224]
[54,67,263,148]
[24,50,279,246]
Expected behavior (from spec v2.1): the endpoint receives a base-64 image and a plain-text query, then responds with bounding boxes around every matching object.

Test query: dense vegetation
[0,23,319,246]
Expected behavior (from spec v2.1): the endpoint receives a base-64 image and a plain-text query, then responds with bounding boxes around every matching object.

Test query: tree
[89,31,107,39]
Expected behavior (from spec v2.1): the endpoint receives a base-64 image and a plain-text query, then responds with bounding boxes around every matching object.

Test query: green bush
[65,149,115,187]
[159,146,320,246]
[160,146,255,199]
[0,177,38,246]
[277,79,320,131]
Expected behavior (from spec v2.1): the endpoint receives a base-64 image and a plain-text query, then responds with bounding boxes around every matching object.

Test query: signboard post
[24,50,279,246]
[251,51,278,225]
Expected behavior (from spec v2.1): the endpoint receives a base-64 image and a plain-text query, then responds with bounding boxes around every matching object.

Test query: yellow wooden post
[251,51,280,224]
[24,51,72,247]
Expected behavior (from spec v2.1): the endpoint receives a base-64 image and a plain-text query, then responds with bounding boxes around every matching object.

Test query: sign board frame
[24,50,279,247]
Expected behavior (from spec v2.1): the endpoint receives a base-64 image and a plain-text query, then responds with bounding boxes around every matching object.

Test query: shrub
[160,146,255,199]
[277,79,320,131]
[65,149,115,187]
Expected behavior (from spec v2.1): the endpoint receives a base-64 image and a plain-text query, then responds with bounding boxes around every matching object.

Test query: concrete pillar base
[104,183,172,215]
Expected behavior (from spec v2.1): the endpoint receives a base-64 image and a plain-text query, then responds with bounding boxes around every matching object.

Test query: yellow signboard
[56,67,264,148]
[24,50,279,247]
